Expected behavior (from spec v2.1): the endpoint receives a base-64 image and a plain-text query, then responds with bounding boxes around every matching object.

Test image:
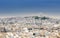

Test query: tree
[41,16,49,20]
[35,16,39,19]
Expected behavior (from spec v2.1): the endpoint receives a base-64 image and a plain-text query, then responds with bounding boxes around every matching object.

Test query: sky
[0,0,60,16]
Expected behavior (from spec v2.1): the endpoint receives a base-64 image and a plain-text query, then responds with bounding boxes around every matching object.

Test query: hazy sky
[0,0,60,16]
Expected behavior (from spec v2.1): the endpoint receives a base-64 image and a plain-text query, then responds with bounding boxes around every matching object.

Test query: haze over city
[0,0,60,38]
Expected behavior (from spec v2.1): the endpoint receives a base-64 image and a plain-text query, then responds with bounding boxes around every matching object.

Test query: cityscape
[0,15,60,38]
[0,0,60,38]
